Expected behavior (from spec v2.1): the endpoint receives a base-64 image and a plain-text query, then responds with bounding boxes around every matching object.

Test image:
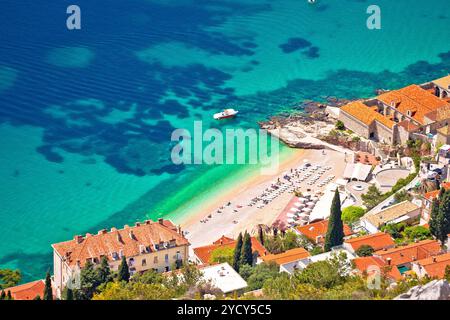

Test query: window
[165,254,169,263]
[142,259,147,267]
[154,256,158,264]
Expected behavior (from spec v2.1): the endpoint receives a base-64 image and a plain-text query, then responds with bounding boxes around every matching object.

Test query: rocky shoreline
[258,98,348,149]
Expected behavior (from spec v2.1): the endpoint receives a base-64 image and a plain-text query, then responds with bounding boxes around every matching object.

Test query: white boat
[213,108,239,120]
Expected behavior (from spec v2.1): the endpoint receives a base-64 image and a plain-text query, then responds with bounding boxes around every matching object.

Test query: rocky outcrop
[395,280,450,300]
[267,128,325,150]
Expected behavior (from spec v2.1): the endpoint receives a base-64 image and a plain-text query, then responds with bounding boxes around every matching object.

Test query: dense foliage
[341,206,366,224]
[0,269,21,289]
[355,245,374,257]
[210,246,235,265]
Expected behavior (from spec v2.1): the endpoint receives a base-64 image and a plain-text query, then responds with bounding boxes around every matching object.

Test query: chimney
[74,235,83,244]
[386,258,392,265]
[124,224,129,229]
[177,225,182,235]
[145,220,152,225]
[111,227,117,232]
[98,229,107,235]
[129,230,135,240]
[158,218,164,225]
[135,222,141,227]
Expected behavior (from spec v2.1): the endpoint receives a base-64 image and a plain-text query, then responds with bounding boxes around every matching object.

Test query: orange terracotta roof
[3,280,46,300]
[416,252,450,279]
[340,101,395,129]
[193,236,267,264]
[345,232,395,252]
[377,85,448,124]
[353,256,402,281]
[296,219,353,244]
[397,120,420,133]
[374,240,442,266]
[424,182,450,201]
[213,236,235,245]
[52,219,189,268]
[260,248,310,265]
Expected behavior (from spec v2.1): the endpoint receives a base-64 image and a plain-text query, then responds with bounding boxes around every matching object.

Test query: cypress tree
[232,233,243,272]
[62,287,74,300]
[6,290,12,300]
[240,232,253,267]
[0,290,5,300]
[43,271,53,300]
[324,189,345,252]
[118,255,130,282]
[430,190,450,248]
[258,226,265,246]
[97,256,111,284]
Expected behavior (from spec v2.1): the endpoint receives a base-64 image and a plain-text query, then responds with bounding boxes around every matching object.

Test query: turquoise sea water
[1,0,450,281]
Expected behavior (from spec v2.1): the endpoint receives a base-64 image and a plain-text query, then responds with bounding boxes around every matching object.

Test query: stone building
[51,218,189,298]
[339,77,450,145]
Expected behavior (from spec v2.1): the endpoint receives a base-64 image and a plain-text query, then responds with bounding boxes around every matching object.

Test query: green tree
[404,226,432,241]
[341,206,366,224]
[78,260,100,300]
[240,232,253,267]
[6,290,12,300]
[93,281,177,300]
[209,246,234,265]
[282,231,302,251]
[324,189,345,252]
[232,233,243,272]
[362,185,384,210]
[355,245,375,257]
[430,190,450,248]
[132,270,164,285]
[238,264,254,281]
[394,190,412,203]
[62,287,74,300]
[246,262,280,291]
[0,290,5,300]
[335,120,345,131]
[97,256,112,284]
[258,226,265,246]
[0,269,21,289]
[43,271,53,300]
[118,256,130,282]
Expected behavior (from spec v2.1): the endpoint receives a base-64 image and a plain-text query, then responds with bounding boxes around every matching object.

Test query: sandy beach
[181,148,349,249]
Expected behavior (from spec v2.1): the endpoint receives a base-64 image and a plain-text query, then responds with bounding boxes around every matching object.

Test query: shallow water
[1,0,450,281]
